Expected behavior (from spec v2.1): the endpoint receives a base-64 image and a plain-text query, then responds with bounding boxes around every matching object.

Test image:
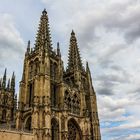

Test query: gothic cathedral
[0,9,101,140]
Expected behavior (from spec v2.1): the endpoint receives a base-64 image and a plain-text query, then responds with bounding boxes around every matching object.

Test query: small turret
[57,42,61,56]
[2,68,7,89]
[11,72,15,92]
[26,40,30,54]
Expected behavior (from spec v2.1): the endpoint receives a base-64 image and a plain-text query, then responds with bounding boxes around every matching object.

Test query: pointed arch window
[51,84,57,107]
[29,63,33,79]
[68,119,82,140]
[34,59,39,75]
[28,82,34,107]
[50,61,57,80]
[25,116,32,132]
[64,90,80,115]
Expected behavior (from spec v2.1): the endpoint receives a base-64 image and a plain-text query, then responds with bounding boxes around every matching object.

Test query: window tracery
[64,90,80,115]
[68,119,82,140]
[50,62,57,80]
[51,84,57,107]
[29,63,33,79]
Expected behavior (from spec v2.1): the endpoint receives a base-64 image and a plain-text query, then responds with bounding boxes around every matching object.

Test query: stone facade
[0,9,101,140]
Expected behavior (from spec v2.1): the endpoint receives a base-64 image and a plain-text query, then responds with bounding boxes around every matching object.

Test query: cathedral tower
[16,9,101,140]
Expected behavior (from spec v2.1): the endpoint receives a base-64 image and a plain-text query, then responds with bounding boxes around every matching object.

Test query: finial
[42,9,47,15]
[28,40,30,47]
[86,61,91,74]
[57,42,59,48]
[70,30,77,42]
[71,30,75,35]
[27,40,30,52]
[57,42,61,56]
[86,61,89,69]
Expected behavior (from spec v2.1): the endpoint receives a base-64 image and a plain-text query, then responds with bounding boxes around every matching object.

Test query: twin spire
[27,9,88,73]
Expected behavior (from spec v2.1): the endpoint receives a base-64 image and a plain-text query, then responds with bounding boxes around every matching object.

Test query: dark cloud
[97,88,114,96]
[95,66,131,97]
[99,59,114,69]
[124,25,140,43]
[0,38,24,54]
[110,65,124,71]
[77,1,140,45]
[97,72,129,85]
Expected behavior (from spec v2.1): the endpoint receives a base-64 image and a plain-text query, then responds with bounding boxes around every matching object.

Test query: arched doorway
[51,118,59,140]
[68,118,82,140]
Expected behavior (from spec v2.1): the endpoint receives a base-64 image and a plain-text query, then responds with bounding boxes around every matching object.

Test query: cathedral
[0,9,101,140]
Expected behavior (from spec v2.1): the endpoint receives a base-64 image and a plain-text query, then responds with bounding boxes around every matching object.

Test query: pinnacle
[86,61,89,69]
[42,9,47,15]
[7,78,10,90]
[11,71,15,91]
[12,71,15,78]
[28,40,30,46]
[26,40,30,53]
[3,68,6,79]
[71,30,75,35]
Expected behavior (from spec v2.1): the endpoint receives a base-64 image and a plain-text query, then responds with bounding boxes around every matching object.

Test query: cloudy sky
[0,0,140,139]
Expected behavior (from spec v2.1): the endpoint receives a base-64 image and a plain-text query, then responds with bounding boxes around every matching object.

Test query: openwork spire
[35,9,52,50]
[67,30,83,71]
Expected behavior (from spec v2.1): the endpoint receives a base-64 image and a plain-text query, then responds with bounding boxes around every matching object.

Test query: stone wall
[0,129,35,140]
